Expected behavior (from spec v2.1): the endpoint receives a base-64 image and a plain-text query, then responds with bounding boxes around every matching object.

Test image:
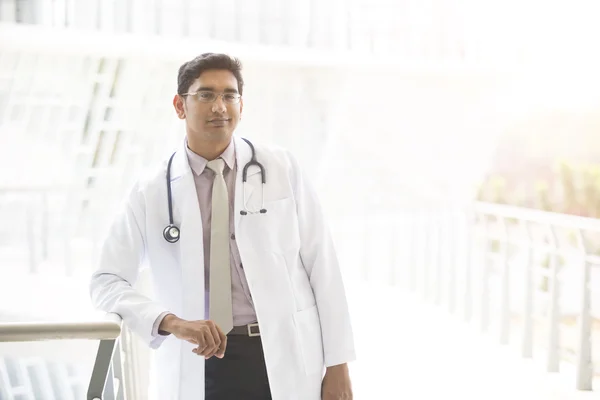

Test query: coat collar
[170,135,256,181]
[184,138,236,176]
[168,135,261,233]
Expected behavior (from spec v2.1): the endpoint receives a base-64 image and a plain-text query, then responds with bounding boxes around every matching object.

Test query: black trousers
[205,334,272,400]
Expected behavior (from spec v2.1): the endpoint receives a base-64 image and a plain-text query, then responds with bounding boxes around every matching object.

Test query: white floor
[345,279,598,399]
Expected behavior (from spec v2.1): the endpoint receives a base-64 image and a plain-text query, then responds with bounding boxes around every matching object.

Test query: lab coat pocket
[250,197,300,253]
[293,304,325,376]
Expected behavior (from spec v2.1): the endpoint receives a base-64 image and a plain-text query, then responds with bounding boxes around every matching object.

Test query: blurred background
[0,0,599,398]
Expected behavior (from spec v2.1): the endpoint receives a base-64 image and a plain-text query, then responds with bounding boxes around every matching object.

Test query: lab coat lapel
[169,141,205,322]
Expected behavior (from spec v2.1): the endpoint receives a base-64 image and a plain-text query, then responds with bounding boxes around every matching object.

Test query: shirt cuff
[152,311,173,337]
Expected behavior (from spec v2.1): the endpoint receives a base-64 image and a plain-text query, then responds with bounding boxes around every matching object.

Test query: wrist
[326,363,348,373]
[159,314,184,335]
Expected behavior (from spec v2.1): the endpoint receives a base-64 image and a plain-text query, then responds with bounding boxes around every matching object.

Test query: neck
[186,134,231,161]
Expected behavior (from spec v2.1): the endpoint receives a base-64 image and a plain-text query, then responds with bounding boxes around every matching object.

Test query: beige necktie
[206,158,233,334]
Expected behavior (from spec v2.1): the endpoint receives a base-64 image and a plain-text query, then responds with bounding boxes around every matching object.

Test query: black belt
[228,323,260,337]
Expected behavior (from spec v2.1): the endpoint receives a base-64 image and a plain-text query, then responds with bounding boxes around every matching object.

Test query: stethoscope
[163,138,266,243]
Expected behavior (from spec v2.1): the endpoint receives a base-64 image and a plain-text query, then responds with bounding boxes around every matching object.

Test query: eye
[198,91,214,100]
[223,94,238,102]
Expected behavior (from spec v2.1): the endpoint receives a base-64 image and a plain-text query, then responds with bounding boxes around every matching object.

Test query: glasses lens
[223,94,240,104]
[197,91,216,102]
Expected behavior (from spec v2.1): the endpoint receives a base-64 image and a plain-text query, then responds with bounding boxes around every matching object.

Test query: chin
[188,124,235,142]
[205,130,233,141]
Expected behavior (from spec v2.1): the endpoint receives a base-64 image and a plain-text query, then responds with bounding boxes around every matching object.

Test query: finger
[206,323,222,358]
[215,325,227,358]
[200,328,216,357]
[202,324,219,358]
[194,331,208,356]
[195,342,207,356]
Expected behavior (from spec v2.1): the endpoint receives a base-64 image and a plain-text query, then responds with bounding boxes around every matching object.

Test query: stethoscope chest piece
[163,225,180,243]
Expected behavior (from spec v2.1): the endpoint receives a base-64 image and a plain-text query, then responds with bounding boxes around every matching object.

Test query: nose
[211,95,227,113]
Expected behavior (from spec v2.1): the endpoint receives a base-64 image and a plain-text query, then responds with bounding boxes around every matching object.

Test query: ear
[239,97,244,119]
[173,94,186,119]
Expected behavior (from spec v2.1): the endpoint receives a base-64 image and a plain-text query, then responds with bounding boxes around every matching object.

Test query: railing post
[396,212,407,290]
[120,327,137,399]
[433,213,443,306]
[399,213,410,289]
[420,212,431,301]
[87,338,117,400]
[424,212,436,303]
[111,338,125,400]
[390,213,401,287]
[362,210,370,282]
[521,220,534,358]
[103,361,116,400]
[498,216,510,345]
[463,210,473,323]
[447,211,457,314]
[546,226,560,373]
[408,212,418,292]
[480,214,491,333]
[574,230,593,391]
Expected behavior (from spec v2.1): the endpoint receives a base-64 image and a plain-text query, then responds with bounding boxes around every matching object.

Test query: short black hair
[177,53,244,96]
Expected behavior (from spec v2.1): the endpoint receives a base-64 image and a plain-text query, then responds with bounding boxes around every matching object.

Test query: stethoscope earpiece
[240,208,266,215]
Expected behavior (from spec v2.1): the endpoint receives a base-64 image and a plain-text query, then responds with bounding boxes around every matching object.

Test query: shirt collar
[185,138,236,176]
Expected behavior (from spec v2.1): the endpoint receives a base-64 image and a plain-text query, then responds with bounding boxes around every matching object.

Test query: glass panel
[0,340,98,400]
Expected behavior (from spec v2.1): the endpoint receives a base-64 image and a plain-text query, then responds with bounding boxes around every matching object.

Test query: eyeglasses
[182,90,242,104]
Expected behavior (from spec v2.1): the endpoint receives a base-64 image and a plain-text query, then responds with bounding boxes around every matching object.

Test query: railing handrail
[0,313,122,342]
[474,201,600,232]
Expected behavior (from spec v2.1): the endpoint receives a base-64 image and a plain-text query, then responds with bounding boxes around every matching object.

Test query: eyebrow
[195,86,238,93]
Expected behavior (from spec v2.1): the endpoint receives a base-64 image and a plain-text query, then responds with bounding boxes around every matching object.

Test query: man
[89,53,355,399]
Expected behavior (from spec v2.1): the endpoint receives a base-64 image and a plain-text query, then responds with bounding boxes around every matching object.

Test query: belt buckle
[247,323,260,337]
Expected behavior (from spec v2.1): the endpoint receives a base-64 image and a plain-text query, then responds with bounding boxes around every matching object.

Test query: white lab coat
[89,135,356,400]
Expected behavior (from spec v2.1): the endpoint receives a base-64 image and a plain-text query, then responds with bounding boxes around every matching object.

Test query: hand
[321,363,353,400]
[159,314,227,359]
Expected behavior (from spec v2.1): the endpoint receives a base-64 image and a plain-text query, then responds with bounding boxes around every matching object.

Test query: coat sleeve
[89,183,171,349]
[287,151,357,367]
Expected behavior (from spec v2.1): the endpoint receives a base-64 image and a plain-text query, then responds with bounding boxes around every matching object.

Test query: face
[173,69,243,143]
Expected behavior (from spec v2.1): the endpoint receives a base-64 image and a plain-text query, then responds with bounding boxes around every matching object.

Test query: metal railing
[470,202,597,390]
[0,313,126,399]
[392,201,598,391]
[331,200,597,391]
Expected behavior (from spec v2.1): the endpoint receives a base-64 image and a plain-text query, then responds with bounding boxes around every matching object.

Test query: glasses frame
[182,90,242,104]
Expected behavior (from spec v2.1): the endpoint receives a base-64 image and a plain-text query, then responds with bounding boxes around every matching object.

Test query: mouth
[208,118,231,127]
